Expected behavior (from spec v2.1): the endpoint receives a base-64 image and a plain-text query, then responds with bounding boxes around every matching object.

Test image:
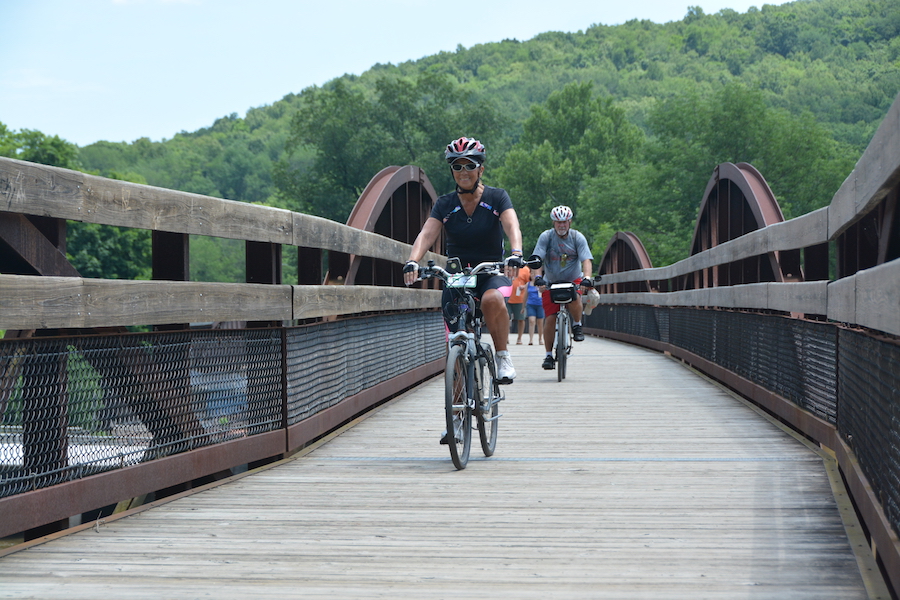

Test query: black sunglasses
[450,162,480,171]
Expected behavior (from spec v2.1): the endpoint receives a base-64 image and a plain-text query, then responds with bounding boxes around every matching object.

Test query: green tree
[0,122,80,169]
[66,223,151,280]
[586,82,857,267]
[649,82,854,220]
[275,73,506,222]
[495,81,645,249]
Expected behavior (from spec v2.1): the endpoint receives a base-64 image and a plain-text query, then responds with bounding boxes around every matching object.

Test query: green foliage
[0,122,80,169]
[274,73,507,221]
[190,236,244,283]
[495,81,644,248]
[66,222,151,280]
[51,0,900,271]
[501,81,856,267]
[648,82,855,220]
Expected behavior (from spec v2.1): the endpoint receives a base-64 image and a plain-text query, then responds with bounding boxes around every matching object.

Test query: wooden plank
[0,157,440,266]
[0,158,86,220]
[81,175,294,243]
[292,285,441,320]
[0,274,441,328]
[81,279,293,326]
[0,339,880,599]
[0,275,293,328]
[850,259,900,336]
[0,274,87,328]
[293,212,444,266]
[602,210,828,288]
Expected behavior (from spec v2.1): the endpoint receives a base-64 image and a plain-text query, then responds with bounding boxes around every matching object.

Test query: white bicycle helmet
[550,205,573,221]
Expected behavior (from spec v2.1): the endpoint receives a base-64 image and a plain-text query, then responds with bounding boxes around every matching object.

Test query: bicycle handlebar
[417,257,542,282]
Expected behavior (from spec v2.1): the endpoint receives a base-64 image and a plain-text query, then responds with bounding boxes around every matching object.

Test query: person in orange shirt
[506,263,531,345]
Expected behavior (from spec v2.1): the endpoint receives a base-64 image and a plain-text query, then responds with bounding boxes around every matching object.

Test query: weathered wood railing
[587,92,900,592]
[0,158,445,541]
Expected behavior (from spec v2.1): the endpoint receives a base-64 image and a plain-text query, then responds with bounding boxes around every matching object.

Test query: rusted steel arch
[597,231,655,293]
[326,165,442,287]
[681,162,800,290]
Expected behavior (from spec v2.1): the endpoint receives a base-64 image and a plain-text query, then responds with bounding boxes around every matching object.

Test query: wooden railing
[0,157,445,329]
[0,160,446,541]
[587,91,900,592]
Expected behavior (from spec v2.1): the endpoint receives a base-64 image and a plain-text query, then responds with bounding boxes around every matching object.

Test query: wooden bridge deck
[0,337,886,599]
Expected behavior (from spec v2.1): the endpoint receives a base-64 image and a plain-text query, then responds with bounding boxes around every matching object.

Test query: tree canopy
[17,0,900,276]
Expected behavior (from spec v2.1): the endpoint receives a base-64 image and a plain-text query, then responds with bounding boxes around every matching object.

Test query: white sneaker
[496,350,515,384]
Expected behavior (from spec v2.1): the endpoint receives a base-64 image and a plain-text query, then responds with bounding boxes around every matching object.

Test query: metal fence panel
[0,312,443,500]
[838,330,900,538]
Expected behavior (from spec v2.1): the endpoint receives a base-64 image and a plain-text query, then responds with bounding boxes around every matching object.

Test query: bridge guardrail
[587,90,900,593]
[0,157,447,543]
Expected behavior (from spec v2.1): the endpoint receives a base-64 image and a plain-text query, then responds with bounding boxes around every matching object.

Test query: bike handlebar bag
[549,282,578,304]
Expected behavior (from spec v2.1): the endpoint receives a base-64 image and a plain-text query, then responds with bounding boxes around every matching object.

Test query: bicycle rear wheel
[556,310,568,382]
[476,343,499,456]
[445,344,472,469]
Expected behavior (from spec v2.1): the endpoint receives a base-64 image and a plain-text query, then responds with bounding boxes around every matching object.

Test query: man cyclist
[531,205,594,370]
[403,137,525,386]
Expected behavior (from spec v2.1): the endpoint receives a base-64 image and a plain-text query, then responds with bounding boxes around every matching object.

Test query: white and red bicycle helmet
[550,205,574,221]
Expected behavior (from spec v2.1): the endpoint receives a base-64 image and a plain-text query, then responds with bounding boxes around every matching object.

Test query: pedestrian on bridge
[404,137,525,385]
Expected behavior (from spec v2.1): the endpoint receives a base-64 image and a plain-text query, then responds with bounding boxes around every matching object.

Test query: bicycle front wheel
[445,344,472,469]
[476,343,499,456]
[556,310,568,382]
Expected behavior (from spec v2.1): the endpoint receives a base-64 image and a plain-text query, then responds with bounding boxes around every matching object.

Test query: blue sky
[1,0,790,147]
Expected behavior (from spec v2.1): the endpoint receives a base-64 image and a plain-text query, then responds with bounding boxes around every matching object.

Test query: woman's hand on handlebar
[403,260,419,286]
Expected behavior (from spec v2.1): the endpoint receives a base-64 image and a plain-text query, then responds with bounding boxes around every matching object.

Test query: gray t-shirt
[532,228,593,283]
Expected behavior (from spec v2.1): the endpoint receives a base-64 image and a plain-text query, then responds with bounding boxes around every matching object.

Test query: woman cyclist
[403,137,525,386]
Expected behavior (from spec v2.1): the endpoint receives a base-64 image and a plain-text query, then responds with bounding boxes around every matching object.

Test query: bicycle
[547,282,577,382]
[416,256,541,469]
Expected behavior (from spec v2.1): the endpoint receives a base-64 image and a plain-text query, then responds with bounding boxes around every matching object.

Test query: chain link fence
[0,311,445,500]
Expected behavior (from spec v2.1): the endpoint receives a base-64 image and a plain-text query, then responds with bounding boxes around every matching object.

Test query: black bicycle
[417,257,541,469]
[548,282,577,382]
[544,278,596,382]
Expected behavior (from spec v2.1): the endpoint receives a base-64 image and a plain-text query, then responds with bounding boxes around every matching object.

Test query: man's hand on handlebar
[580,277,593,288]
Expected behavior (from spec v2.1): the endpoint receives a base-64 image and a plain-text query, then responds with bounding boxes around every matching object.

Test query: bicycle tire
[556,309,568,382]
[445,344,472,469]
[476,343,499,456]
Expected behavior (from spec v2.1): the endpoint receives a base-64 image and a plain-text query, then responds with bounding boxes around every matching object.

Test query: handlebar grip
[524,254,543,270]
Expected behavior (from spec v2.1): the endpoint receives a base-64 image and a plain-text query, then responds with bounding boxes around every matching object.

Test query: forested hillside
[4,0,899,278]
